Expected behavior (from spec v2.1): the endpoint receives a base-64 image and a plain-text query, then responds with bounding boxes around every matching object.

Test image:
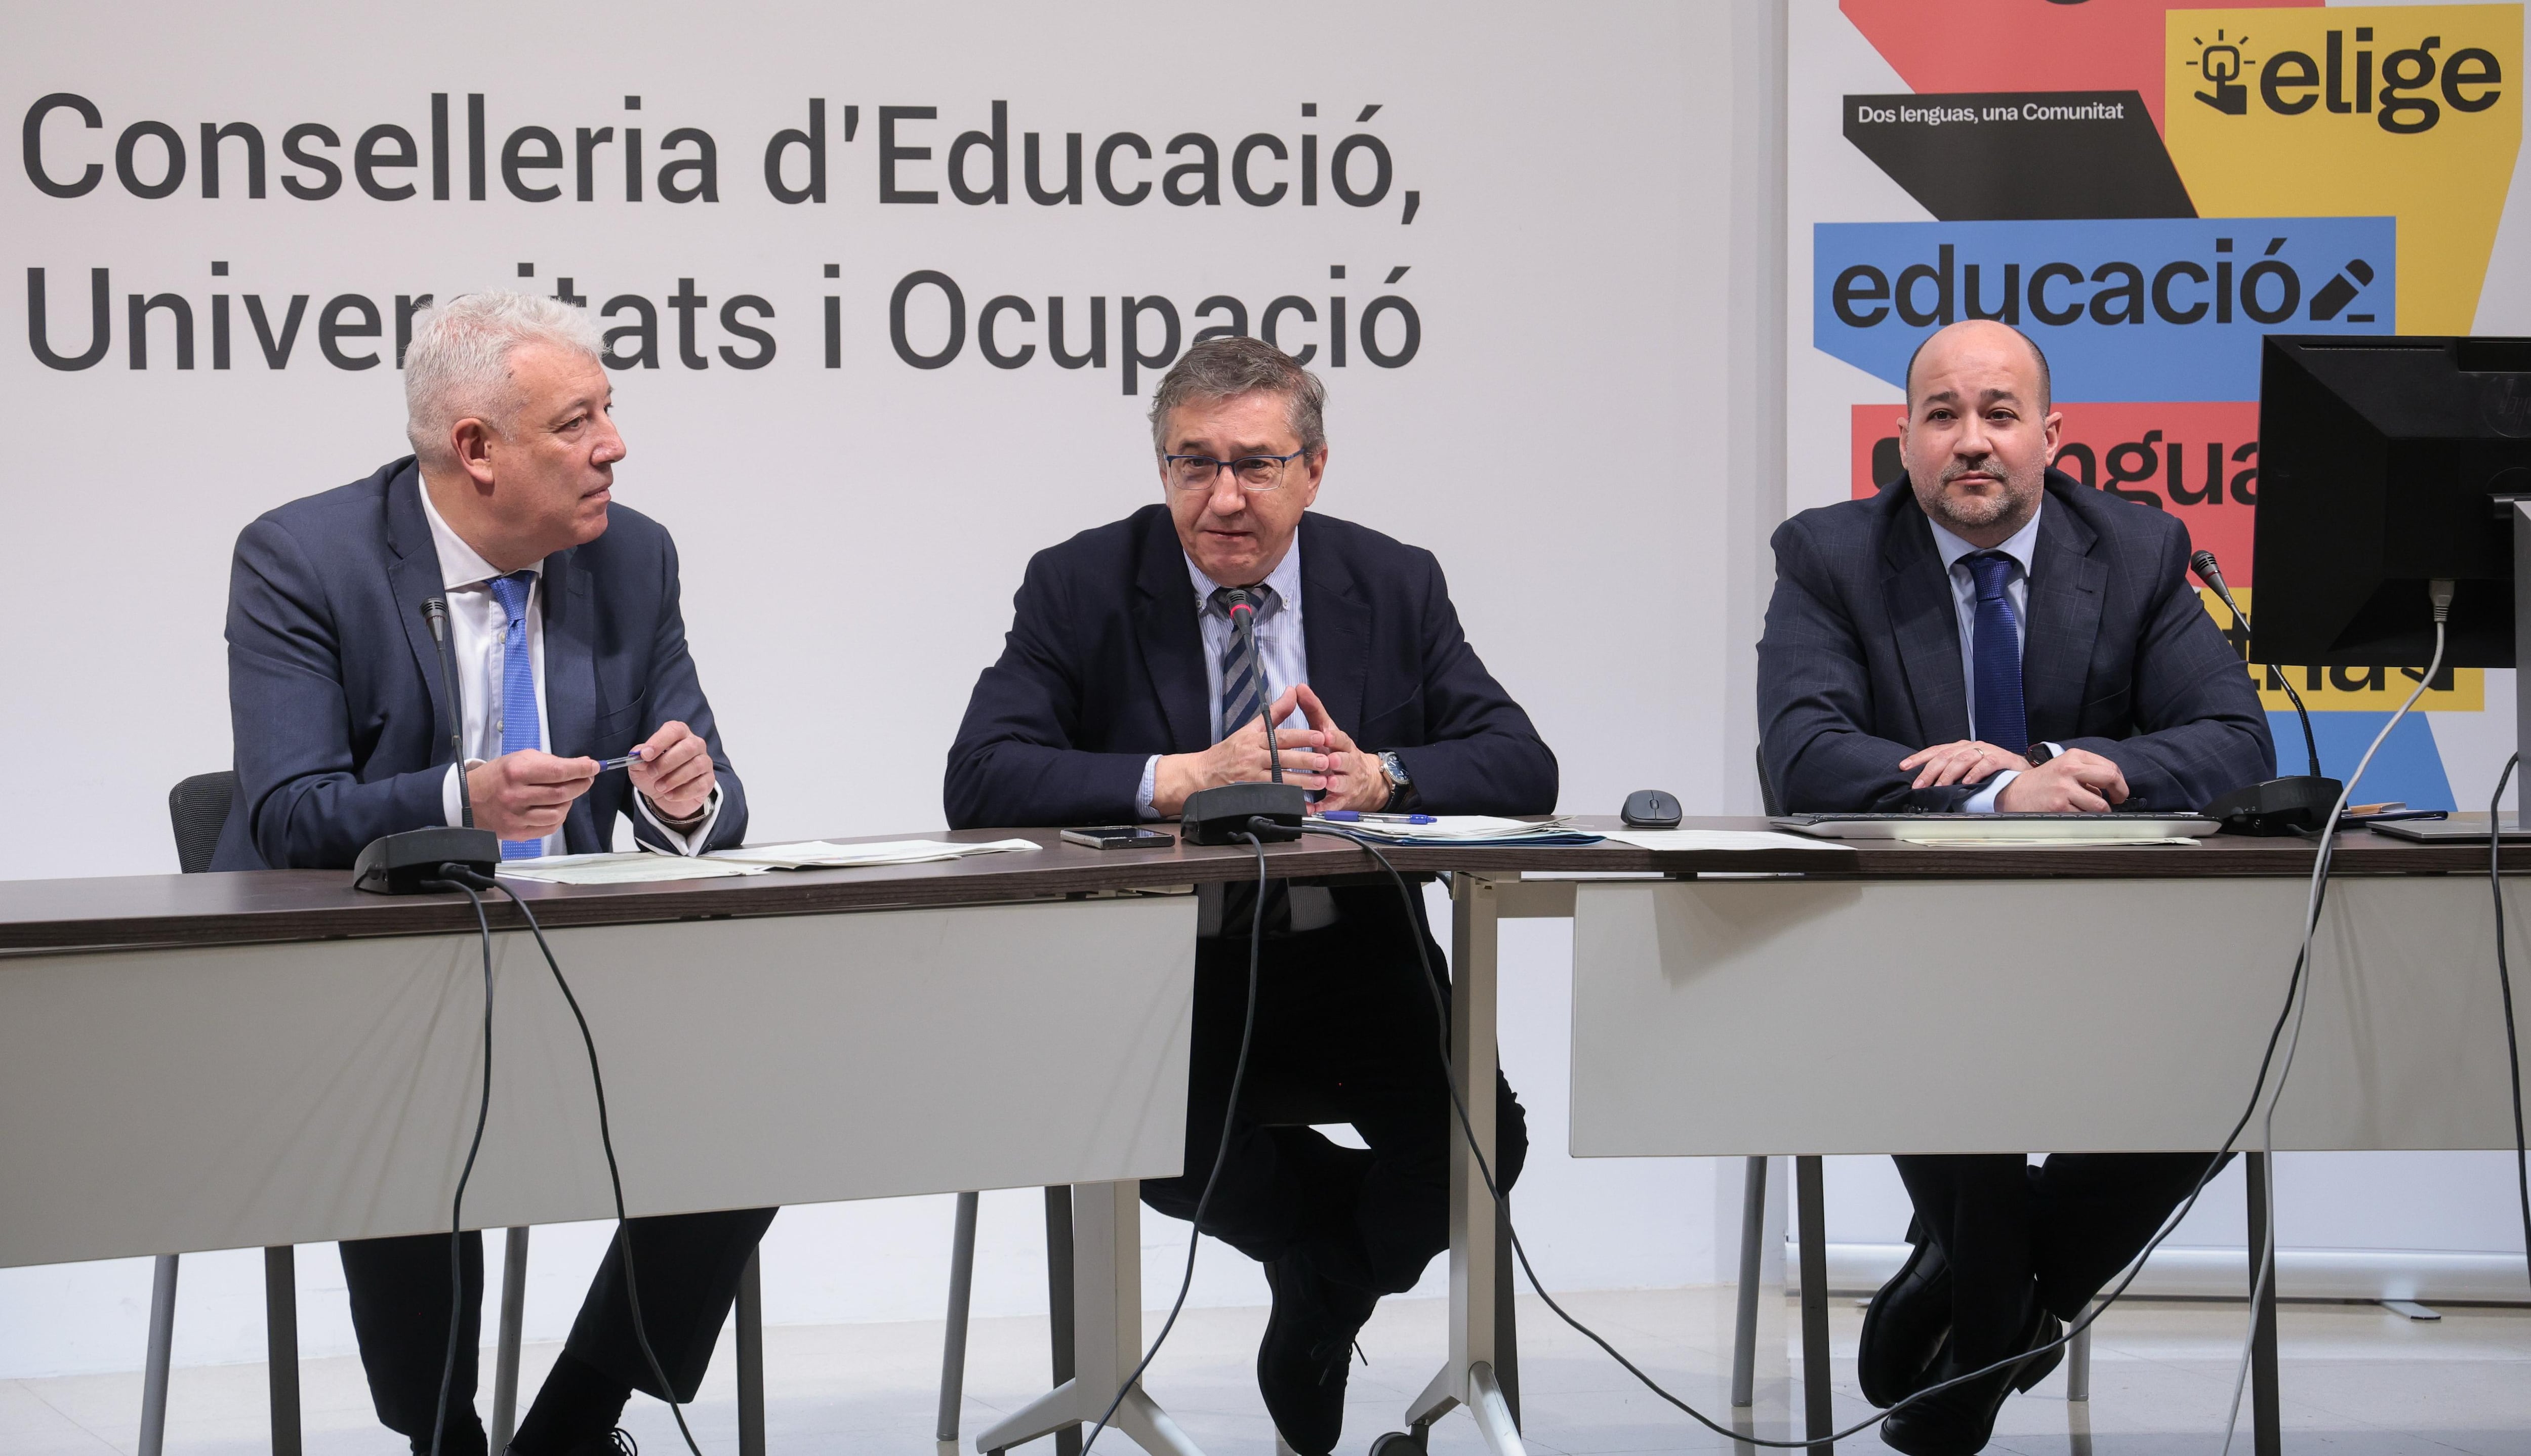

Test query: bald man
[1756,320,2272,1455]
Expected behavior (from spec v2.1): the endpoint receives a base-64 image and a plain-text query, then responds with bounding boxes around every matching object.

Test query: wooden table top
[2,817,2517,954]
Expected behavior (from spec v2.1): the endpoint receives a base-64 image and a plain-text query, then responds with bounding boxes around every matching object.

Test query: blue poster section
[2272,710,2457,811]
[1813,216,2397,401]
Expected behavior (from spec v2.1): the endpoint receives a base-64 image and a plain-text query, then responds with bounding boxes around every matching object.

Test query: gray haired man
[214,290,769,1456]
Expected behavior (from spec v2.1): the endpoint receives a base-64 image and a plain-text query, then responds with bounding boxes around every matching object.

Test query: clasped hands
[465,721,717,841]
[1898,739,2131,813]
[1150,683,1389,818]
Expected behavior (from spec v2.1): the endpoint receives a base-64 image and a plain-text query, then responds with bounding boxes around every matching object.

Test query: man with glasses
[946,337,1557,1456]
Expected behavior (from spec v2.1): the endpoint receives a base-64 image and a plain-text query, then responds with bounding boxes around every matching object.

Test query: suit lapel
[1296,516,1369,732]
[2020,497,2106,743]
[1882,502,1973,744]
[542,551,598,760]
[385,465,455,758]
[1131,513,1213,752]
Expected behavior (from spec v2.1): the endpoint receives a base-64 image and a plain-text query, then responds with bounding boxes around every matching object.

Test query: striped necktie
[1963,551,2029,754]
[484,570,545,860]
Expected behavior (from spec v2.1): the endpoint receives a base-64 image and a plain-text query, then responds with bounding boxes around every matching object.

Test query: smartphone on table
[1060,826,1176,850]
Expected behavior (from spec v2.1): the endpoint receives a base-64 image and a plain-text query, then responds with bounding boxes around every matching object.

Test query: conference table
[5,820,2525,1456]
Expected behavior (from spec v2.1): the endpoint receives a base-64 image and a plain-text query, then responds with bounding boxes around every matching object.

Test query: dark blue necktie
[1964,552,2029,753]
[485,570,545,859]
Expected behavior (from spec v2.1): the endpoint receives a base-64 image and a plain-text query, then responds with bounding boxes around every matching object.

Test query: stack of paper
[496,838,1043,886]
[707,838,1043,869]
[1305,815,1604,847]
[1596,828,1849,852]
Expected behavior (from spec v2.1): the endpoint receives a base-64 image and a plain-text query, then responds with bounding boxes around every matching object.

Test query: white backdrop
[2,1,1761,1378]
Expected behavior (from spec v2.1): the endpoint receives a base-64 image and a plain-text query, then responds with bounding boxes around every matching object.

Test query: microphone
[348,600,501,892]
[2189,549,2342,835]
[423,598,477,828]
[1224,591,1282,786]
[1180,587,1305,845]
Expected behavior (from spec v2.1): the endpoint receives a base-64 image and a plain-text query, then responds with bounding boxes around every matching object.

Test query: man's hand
[467,750,598,842]
[1898,739,2027,789]
[627,720,718,823]
[1996,748,2130,812]
[1291,683,1391,815]
[1151,686,1330,817]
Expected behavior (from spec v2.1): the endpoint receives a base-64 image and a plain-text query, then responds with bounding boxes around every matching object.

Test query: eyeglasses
[1160,449,1311,493]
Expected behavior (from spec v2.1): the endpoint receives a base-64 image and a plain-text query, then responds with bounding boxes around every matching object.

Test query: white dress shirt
[1922,502,2061,813]
[1133,540,1332,933]
[419,485,719,854]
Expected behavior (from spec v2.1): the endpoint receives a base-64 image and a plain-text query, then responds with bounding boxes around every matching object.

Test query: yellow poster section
[2198,588,2482,710]
[2166,6,2522,333]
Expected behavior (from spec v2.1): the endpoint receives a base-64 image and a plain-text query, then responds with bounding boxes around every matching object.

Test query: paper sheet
[1597,829,1850,852]
[1309,815,1584,842]
[495,853,772,885]
[706,838,1044,869]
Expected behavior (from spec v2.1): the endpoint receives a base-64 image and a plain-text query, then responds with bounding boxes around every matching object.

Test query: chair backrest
[1754,747,1783,818]
[168,772,237,875]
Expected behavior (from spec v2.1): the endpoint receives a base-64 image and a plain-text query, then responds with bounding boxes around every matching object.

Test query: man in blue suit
[215,292,769,1456]
[1758,320,2272,1455]
[946,338,1556,1456]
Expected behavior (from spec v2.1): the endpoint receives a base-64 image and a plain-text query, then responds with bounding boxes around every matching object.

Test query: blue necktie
[484,571,545,860]
[1211,584,1277,737]
[1965,552,2029,753]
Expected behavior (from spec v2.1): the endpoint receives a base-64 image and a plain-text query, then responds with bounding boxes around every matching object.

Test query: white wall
[0,0,1752,1378]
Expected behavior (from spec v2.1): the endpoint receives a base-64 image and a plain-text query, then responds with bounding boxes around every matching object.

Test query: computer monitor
[2250,335,2531,670]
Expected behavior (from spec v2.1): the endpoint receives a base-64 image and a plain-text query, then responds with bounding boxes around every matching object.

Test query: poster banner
[1791,0,2530,809]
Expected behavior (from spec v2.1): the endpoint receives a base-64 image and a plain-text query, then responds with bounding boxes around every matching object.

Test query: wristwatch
[1377,750,1413,809]
[2024,742,2057,768]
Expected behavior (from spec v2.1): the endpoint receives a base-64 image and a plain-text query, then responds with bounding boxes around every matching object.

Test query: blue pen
[1320,810,1436,824]
[595,749,644,771]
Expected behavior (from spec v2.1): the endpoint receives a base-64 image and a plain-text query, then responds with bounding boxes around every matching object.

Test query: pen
[596,750,645,771]
[1319,810,1436,824]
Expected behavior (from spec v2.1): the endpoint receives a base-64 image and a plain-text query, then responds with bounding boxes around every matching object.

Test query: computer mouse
[1621,789,1682,828]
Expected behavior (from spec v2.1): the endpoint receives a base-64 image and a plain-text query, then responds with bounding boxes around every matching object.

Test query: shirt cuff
[442,761,484,827]
[1964,770,2018,813]
[1135,756,1163,821]
[636,784,722,855]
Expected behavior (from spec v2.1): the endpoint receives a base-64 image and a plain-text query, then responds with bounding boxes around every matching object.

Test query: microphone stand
[350,599,502,892]
[2192,550,2345,835]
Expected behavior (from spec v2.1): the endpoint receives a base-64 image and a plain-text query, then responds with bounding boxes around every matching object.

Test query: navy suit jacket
[211,456,747,870]
[945,505,1557,828]
[1758,470,2273,814]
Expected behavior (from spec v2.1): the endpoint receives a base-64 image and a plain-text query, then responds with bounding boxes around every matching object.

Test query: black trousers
[1893,1152,2228,1365]
[1140,887,1528,1296]
[340,1207,777,1451]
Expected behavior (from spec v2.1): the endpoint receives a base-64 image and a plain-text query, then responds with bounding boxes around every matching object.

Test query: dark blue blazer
[1758,470,2273,814]
[946,505,1557,828]
[211,456,747,870]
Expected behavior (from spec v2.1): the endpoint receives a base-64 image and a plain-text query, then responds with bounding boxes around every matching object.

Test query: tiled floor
[5,1287,2526,1456]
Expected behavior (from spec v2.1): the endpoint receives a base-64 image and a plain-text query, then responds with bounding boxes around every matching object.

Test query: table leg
[974,1182,1201,1456]
[1048,1186,1081,1456]
[2245,1152,2281,1456]
[937,1191,981,1456]
[737,1248,765,1456]
[2065,1299,2094,1403]
[1731,1156,1768,1409]
[263,1246,300,1456]
[492,1227,529,1455]
[1795,1156,1833,1454]
[1403,874,1524,1456]
[1493,1197,1520,1431]
[139,1253,178,1456]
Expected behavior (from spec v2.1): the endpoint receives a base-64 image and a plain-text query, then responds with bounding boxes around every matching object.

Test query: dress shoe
[1258,1256,1378,1456]
[1858,1223,1950,1407]
[1878,1297,2062,1456]
[506,1429,635,1456]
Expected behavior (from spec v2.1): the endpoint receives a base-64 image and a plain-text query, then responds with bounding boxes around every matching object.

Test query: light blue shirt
[1922,502,2059,813]
[1133,541,1310,818]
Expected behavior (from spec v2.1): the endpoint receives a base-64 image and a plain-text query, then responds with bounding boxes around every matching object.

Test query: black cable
[2491,755,2531,1292]
[1077,828,1273,1456]
[420,879,499,1456]
[1302,825,2333,1449]
[453,870,706,1456]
